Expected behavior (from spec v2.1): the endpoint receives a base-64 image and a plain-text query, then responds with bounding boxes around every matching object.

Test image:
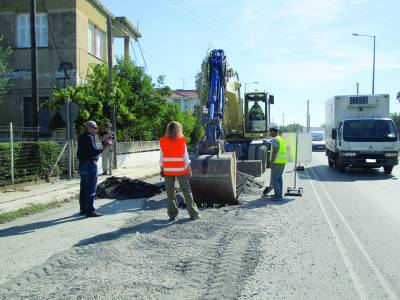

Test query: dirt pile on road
[97,176,163,200]
[236,171,263,198]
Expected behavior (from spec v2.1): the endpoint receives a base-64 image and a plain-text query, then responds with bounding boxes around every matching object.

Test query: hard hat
[269,122,279,130]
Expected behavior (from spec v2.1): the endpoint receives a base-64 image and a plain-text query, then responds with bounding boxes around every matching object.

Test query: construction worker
[248,100,265,121]
[160,121,200,221]
[267,122,288,200]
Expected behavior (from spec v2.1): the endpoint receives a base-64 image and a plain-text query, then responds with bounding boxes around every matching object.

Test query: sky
[102,0,400,127]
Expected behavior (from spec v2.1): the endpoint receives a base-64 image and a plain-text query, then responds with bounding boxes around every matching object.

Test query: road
[0,152,400,299]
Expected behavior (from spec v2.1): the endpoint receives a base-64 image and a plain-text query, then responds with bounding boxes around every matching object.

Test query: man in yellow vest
[268,122,288,200]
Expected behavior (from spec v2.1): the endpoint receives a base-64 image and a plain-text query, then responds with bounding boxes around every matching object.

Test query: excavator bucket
[189,152,238,207]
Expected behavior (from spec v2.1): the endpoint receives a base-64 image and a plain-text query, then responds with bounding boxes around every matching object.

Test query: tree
[0,35,11,96]
[279,123,304,133]
[390,113,400,136]
[195,51,210,106]
[50,58,196,141]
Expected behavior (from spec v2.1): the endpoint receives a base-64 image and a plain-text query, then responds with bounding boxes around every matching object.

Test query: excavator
[189,49,274,207]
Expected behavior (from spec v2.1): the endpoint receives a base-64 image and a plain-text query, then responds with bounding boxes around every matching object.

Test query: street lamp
[352,32,376,94]
[244,81,258,94]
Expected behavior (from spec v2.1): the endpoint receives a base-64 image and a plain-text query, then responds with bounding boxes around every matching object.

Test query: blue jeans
[79,161,98,214]
[271,164,285,197]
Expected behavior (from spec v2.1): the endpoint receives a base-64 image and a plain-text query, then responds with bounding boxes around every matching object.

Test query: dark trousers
[79,161,98,214]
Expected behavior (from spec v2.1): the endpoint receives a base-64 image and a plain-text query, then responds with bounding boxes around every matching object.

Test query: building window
[88,23,94,55]
[17,13,48,48]
[88,21,105,60]
[95,29,105,59]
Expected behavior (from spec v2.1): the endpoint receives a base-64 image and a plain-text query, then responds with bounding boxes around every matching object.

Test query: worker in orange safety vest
[160,121,201,221]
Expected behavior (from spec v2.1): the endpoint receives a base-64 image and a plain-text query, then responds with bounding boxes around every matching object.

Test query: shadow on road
[240,196,296,209]
[75,217,191,247]
[299,164,397,182]
[0,214,82,238]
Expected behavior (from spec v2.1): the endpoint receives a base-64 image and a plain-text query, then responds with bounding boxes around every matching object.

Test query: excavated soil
[97,176,163,200]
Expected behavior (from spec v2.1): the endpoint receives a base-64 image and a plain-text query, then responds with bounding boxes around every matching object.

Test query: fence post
[67,96,72,180]
[9,122,14,185]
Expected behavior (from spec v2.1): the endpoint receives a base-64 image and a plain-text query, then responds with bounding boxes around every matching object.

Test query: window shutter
[42,15,48,47]
[95,29,101,58]
[36,14,48,47]
[17,14,30,48]
[88,23,94,54]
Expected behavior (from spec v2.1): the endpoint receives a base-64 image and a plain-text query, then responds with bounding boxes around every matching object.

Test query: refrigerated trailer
[325,94,399,174]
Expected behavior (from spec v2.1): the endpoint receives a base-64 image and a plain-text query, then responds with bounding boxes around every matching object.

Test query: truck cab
[325,95,399,174]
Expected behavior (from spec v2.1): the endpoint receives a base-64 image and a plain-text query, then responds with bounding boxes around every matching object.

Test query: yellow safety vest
[271,135,288,164]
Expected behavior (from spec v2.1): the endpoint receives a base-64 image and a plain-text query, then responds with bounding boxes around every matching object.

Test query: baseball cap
[268,122,279,130]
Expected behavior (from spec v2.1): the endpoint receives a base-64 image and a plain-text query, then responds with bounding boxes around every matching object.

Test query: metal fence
[117,141,160,154]
[0,123,160,187]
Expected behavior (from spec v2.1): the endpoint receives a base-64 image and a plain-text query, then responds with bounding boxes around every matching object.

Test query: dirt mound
[97,176,163,200]
[236,171,263,198]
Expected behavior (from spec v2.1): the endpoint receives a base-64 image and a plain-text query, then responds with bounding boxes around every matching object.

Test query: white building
[167,90,201,114]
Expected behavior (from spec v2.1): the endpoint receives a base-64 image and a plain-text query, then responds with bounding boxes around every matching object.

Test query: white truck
[325,94,399,174]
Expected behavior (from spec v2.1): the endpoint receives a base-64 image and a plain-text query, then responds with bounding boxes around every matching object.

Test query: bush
[0,141,62,184]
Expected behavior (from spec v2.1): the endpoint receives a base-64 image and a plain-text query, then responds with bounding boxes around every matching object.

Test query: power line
[43,1,74,88]
[136,40,148,70]
[129,39,138,62]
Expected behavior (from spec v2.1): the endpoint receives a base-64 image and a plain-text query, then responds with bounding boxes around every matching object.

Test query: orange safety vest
[160,136,189,176]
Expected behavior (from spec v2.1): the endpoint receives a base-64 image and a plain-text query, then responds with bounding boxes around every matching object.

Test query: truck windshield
[343,119,398,142]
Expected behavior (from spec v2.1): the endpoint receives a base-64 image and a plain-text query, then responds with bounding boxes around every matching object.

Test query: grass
[0,202,62,224]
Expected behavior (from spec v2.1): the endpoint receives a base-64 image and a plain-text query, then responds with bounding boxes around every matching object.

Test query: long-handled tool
[263,169,273,195]
[285,130,303,196]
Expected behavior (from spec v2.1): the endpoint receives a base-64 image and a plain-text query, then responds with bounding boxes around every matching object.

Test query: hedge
[0,141,63,184]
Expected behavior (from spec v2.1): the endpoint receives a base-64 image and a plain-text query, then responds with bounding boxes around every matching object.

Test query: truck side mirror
[269,95,274,104]
[332,129,337,139]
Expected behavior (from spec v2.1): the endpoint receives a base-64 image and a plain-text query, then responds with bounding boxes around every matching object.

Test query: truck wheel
[383,166,393,175]
[336,160,345,173]
[328,156,334,167]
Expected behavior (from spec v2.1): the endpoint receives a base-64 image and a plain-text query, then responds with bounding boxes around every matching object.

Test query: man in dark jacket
[77,120,109,217]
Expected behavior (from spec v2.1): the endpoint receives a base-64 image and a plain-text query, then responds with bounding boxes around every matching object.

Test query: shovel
[263,167,273,195]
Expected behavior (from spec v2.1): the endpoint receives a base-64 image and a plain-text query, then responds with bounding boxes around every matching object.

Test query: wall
[0,0,77,126]
[76,0,109,82]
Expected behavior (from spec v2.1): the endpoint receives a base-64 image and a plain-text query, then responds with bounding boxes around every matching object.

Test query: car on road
[311,131,325,150]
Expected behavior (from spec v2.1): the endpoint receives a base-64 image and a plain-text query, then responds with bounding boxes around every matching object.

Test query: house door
[23,97,50,134]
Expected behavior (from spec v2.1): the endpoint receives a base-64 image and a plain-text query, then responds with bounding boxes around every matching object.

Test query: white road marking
[306,168,368,299]
[308,167,398,300]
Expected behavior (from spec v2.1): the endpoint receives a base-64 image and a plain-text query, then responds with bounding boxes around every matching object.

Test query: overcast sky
[102,0,400,127]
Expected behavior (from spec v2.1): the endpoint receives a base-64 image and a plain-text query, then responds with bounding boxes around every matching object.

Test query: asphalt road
[0,152,399,299]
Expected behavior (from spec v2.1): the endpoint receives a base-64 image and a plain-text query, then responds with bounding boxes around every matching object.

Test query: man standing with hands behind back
[267,123,288,200]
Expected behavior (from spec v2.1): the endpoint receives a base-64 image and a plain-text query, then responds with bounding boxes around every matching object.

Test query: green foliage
[195,50,210,106]
[0,35,12,96]
[50,58,196,141]
[0,202,61,224]
[189,120,205,144]
[279,123,304,133]
[390,113,400,138]
[0,141,62,184]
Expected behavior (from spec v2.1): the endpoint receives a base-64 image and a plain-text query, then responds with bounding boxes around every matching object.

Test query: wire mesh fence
[0,125,67,186]
[0,124,160,187]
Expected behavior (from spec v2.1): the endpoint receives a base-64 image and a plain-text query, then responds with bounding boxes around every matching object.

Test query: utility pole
[107,16,117,169]
[282,113,285,127]
[182,78,185,90]
[356,82,359,95]
[30,0,39,136]
[306,99,310,133]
